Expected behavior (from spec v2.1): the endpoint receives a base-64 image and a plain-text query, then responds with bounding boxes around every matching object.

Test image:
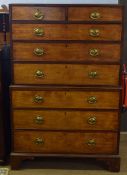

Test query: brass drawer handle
[90,12,101,20]
[34,115,44,124]
[34,95,44,103]
[35,70,45,78]
[89,29,100,37]
[87,139,96,146]
[88,71,98,79]
[89,48,100,57]
[34,138,44,145]
[34,9,44,20]
[87,116,96,125]
[34,28,44,36]
[34,48,44,56]
[87,96,97,104]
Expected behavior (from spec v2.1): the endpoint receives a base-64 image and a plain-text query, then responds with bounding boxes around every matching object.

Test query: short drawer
[13,43,121,62]
[11,88,120,109]
[11,6,65,21]
[13,64,120,86]
[12,24,122,41]
[13,110,119,131]
[14,131,118,154]
[68,7,122,21]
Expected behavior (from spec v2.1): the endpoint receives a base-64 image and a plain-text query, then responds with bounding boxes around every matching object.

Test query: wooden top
[9,4,122,7]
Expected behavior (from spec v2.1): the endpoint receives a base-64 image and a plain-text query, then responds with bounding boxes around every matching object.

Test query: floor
[3,134,127,175]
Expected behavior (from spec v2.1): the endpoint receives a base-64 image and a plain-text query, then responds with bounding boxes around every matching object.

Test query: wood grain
[14,131,118,154]
[12,24,122,41]
[13,110,119,131]
[10,4,122,164]
[12,6,65,21]
[13,43,121,62]
[13,64,120,86]
[11,90,120,109]
[68,7,122,21]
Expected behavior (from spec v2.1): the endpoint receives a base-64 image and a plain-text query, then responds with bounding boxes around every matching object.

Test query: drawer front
[11,6,65,21]
[14,131,117,154]
[13,43,121,62]
[68,7,122,21]
[13,110,118,131]
[11,90,119,109]
[12,24,122,41]
[13,64,120,86]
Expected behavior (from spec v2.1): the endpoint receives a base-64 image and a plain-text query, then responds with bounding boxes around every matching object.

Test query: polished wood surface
[12,6,65,21]
[68,7,122,21]
[10,4,123,171]
[11,6,122,22]
[13,110,119,131]
[12,24,122,41]
[13,43,121,62]
[14,131,117,154]
[13,64,120,86]
[11,90,119,109]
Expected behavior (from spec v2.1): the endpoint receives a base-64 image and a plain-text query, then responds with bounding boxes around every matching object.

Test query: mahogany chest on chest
[10,4,123,171]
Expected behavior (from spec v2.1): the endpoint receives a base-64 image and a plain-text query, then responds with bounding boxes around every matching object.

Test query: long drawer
[14,131,118,154]
[13,110,118,131]
[13,64,120,86]
[12,24,122,41]
[11,89,120,109]
[13,43,121,62]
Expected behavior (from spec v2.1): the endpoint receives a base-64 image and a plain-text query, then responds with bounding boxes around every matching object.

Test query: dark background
[119,0,127,131]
